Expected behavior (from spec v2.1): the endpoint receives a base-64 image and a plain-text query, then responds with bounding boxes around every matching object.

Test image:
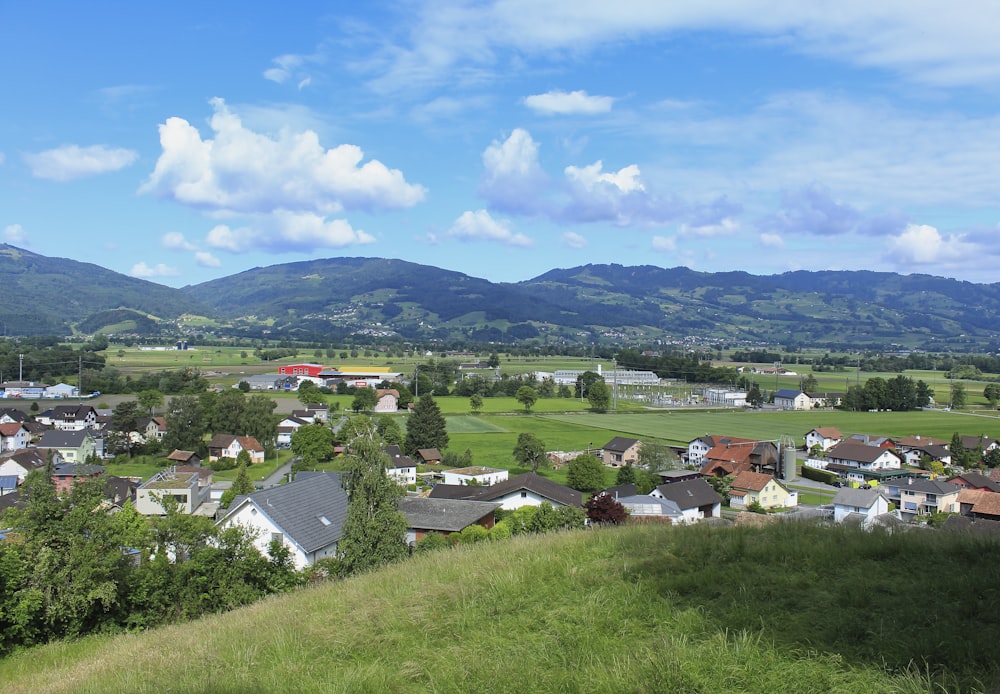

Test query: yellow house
[729,471,798,510]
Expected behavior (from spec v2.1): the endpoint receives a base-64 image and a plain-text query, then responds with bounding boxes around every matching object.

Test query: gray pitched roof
[831,487,883,509]
[653,479,722,510]
[397,497,500,532]
[37,429,90,448]
[427,483,478,500]
[473,472,582,507]
[898,478,961,495]
[602,437,639,453]
[222,472,349,554]
[827,441,896,464]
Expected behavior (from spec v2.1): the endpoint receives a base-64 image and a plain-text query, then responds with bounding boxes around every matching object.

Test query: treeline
[617,349,737,383]
[840,375,933,411]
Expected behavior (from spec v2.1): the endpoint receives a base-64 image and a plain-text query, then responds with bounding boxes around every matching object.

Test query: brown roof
[167,449,200,463]
[730,471,777,493]
[811,427,842,439]
[0,422,27,436]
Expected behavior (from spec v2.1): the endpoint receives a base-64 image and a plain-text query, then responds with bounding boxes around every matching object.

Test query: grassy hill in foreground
[1,523,997,693]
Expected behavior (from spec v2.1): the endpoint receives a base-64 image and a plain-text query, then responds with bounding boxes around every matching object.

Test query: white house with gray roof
[217,472,349,570]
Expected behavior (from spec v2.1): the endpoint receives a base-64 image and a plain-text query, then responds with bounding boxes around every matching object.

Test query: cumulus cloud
[479,129,549,214]
[195,251,221,267]
[760,232,784,248]
[130,262,180,278]
[206,212,376,254]
[651,235,677,252]
[24,144,138,181]
[761,183,907,240]
[524,90,614,115]
[885,223,976,264]
[447,210,533,247]
[161,232,198,251]
[4,224,28,245]
[562,231,587,248]
[140,98,425,216]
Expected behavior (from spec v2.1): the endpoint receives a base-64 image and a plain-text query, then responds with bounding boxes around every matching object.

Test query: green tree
[515,385,538,412]
[950,382,967,409]
[575,371,602,399]
[487,353,500,368]
[297,380,322,407]
[220,459,255,509]
[375,416,403,447]
[985,384,1000,408]
[707,475,733,504]
[469,393,484,414]
[109,400,141,456]
[801,374,818,392]
[637,441,678,471]
[338,427,408,575]
[161,394,206,453]
[352,387,378,412]
[136,389,164,415]
[587,380,611,411]
[291,423,335,467]
[566,453,607,493]
[746,383,764,408]
[241,394,278,447]
[513,432,547,473]
[616,463,636,486]
[404,395,448,455]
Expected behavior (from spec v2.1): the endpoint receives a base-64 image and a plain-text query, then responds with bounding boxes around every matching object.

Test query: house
[901,443,952,468]
[830,487,890,526]
[305,403,329,423]
[959,435,1000,455]
[38,404,98,431]
[804,427,842,452]
[137,416,167,442]
[397,497,500,545]
[36,429,97,464]
[373,389,399,413]
[948,472,1000,493]
[699,439,779,478]
[0,422,30,452]
[890,478,961,521]
[728,471,797,510]
[447,472,581,510]
[601,437,641,467]
[847,433,896,448]
[656,470,703,485]
[957,489,1000,521]
[822,442,902,479]
[773,389,810,410]
[416,448,442,465]
[51,462,104,495]
[217,472,348,570]
[597,483,638,500]
[649,479,723,523]
[0,407,30,424]
[616,494,685,523]
[136,470,212,515]
[0,448,48,482]
[804,391,843,408]
[277,415,311,447]
[443,466,509,487]
[103,475,138,509]
[383,445,417,486]
[207,434,265,463]
[166,449,203,467]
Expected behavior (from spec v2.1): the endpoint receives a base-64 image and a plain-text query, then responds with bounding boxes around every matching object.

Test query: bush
[800,465,839,485]
[209,456,236,471]
[489,520,512,541]
[415,533,449,553]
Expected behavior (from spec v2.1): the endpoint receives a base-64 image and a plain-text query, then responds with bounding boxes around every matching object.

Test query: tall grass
[1,523,992,693]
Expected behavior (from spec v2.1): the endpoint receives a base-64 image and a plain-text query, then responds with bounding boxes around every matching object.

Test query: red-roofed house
[728,471,798,510]
[207,434,265,463]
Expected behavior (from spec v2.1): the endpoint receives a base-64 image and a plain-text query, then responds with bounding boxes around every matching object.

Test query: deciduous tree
[587,380,611,411]
[566,453,606,493]
[513,432,547,473]
[515,386,538,412]
[291,423,335,467]
[585,494,628,525]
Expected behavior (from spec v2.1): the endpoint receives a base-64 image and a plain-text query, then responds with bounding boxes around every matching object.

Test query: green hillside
[1,523,995,693]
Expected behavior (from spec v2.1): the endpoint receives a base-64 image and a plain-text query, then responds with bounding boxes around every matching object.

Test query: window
[520,491,527,498]
[271,532,283,544]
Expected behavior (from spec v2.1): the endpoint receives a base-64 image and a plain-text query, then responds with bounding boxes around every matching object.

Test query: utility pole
[18,353,23,382]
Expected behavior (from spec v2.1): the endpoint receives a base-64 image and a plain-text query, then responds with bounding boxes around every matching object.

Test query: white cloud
[524,90,614,115]
[884,223,975,264]
[263,54,305,84]
[195,251,221,268]
[565,161,644,194]
[4,224,27,245]
[140,98,425,216]
[562,231,587,248]
[161,232,198,251]
[759,232,784,248]
[24,144,138,181]
[368,2,1000,90]
[130,262,179,278]
[679,217,740,237]
[651,235,676,252]
[205,211,376,254]
[479,128,549,213]
[447,210,533,247]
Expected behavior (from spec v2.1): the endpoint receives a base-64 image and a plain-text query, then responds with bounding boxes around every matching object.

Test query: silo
[782,445,796,482]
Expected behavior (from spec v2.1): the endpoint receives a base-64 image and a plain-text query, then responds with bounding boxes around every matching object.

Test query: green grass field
[1,523,994,693]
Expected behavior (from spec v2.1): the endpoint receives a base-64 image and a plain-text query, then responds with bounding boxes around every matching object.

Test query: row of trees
[840,375,933,412]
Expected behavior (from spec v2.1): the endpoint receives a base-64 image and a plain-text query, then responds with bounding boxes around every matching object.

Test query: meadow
[0,522,994,693]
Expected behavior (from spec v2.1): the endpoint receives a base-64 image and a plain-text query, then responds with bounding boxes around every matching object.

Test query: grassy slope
[4,522,994,693]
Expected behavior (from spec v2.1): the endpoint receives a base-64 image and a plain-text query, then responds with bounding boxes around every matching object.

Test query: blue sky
[3,2,1000,288]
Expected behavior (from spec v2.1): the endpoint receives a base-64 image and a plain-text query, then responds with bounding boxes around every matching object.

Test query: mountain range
[4,243,999,350]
